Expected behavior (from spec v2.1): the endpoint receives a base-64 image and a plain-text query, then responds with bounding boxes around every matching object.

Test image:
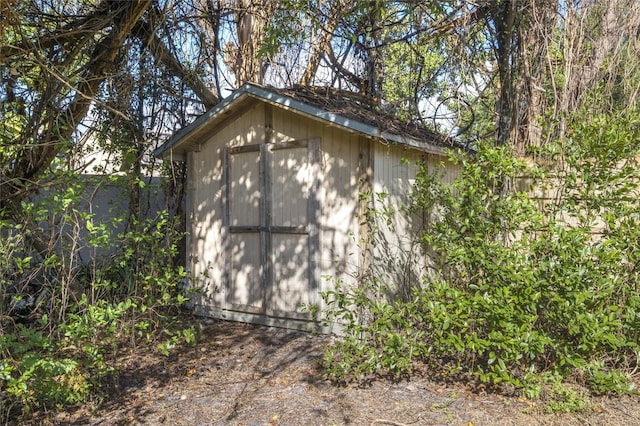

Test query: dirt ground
[25,317,640,425]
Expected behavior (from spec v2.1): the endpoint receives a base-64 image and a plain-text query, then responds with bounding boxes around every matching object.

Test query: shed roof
[155,83,457,158]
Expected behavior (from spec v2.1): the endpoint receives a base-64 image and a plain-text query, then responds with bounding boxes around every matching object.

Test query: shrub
[0,176,193,416]
[321,110,640,401]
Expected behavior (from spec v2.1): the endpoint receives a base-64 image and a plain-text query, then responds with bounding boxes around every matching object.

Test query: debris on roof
[270,85,456,149]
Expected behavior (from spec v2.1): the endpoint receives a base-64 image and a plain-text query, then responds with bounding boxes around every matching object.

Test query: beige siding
[273,108,316,142]
[370,145,458,298]
[424,152,459,185]
[186,99,461,329]
[268,142,313,317]
[371,144,421,296]
[271,147,309,227]
[229,232,262,311]
[230,151,260,226]
[227,103,265,147]
[189,103,265,308]
[270,233,310,314]
[271,109,362,301]
[317,128,362,297]
[190,142,224,306]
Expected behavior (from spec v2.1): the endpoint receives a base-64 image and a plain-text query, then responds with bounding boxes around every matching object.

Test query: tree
[0,0,224,251]
[484,0,640,152]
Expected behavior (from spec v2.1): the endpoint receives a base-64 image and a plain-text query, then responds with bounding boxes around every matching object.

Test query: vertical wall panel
[230,151,260,226]
[267,140,318,318]
[191,138,225,305]
[271,234,310,314]
[271,147,309,227]
[191,104,265,310]
[371,144,427,296]
[229,233,263,311]
[273,109,311,142]
[317,127,361,295]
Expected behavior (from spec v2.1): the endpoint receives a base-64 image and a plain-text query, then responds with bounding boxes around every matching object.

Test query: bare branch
[1,0,153,207]
[135,19,220,108]
[299,0,351,86]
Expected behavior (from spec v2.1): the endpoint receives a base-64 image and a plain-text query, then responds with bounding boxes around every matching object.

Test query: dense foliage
[322,108,640,407]
[315,2,640,410]
[2,0,640,418]
[0,172,193,416]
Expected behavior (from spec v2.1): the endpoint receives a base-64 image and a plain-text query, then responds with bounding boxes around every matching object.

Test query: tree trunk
[491,0,518,147]
[299,0,348,86]
[234,0,276,85]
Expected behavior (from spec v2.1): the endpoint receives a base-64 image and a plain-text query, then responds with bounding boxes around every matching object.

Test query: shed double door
[223,139,320,318]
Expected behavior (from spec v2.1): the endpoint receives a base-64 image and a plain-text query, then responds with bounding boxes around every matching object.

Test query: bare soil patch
[23,317,640,425]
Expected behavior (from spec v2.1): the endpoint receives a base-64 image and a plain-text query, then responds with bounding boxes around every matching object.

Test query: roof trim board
[155,83,449,158]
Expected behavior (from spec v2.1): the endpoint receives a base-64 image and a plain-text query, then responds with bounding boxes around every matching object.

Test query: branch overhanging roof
[155,83,461,158]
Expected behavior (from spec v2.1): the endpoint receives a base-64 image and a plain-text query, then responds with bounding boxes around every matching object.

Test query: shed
[155,83,459,331]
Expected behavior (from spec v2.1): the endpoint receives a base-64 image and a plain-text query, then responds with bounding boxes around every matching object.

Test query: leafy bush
[0,176,193,416]
[321,277,426,382]
[321,110,640,402]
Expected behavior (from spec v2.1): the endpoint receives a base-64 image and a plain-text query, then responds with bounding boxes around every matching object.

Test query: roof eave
[248,85,448,156]
[153,86,254,158]
[155,83,450,158]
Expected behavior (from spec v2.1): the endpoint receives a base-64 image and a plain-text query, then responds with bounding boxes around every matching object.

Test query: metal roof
[154,83,457,158]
